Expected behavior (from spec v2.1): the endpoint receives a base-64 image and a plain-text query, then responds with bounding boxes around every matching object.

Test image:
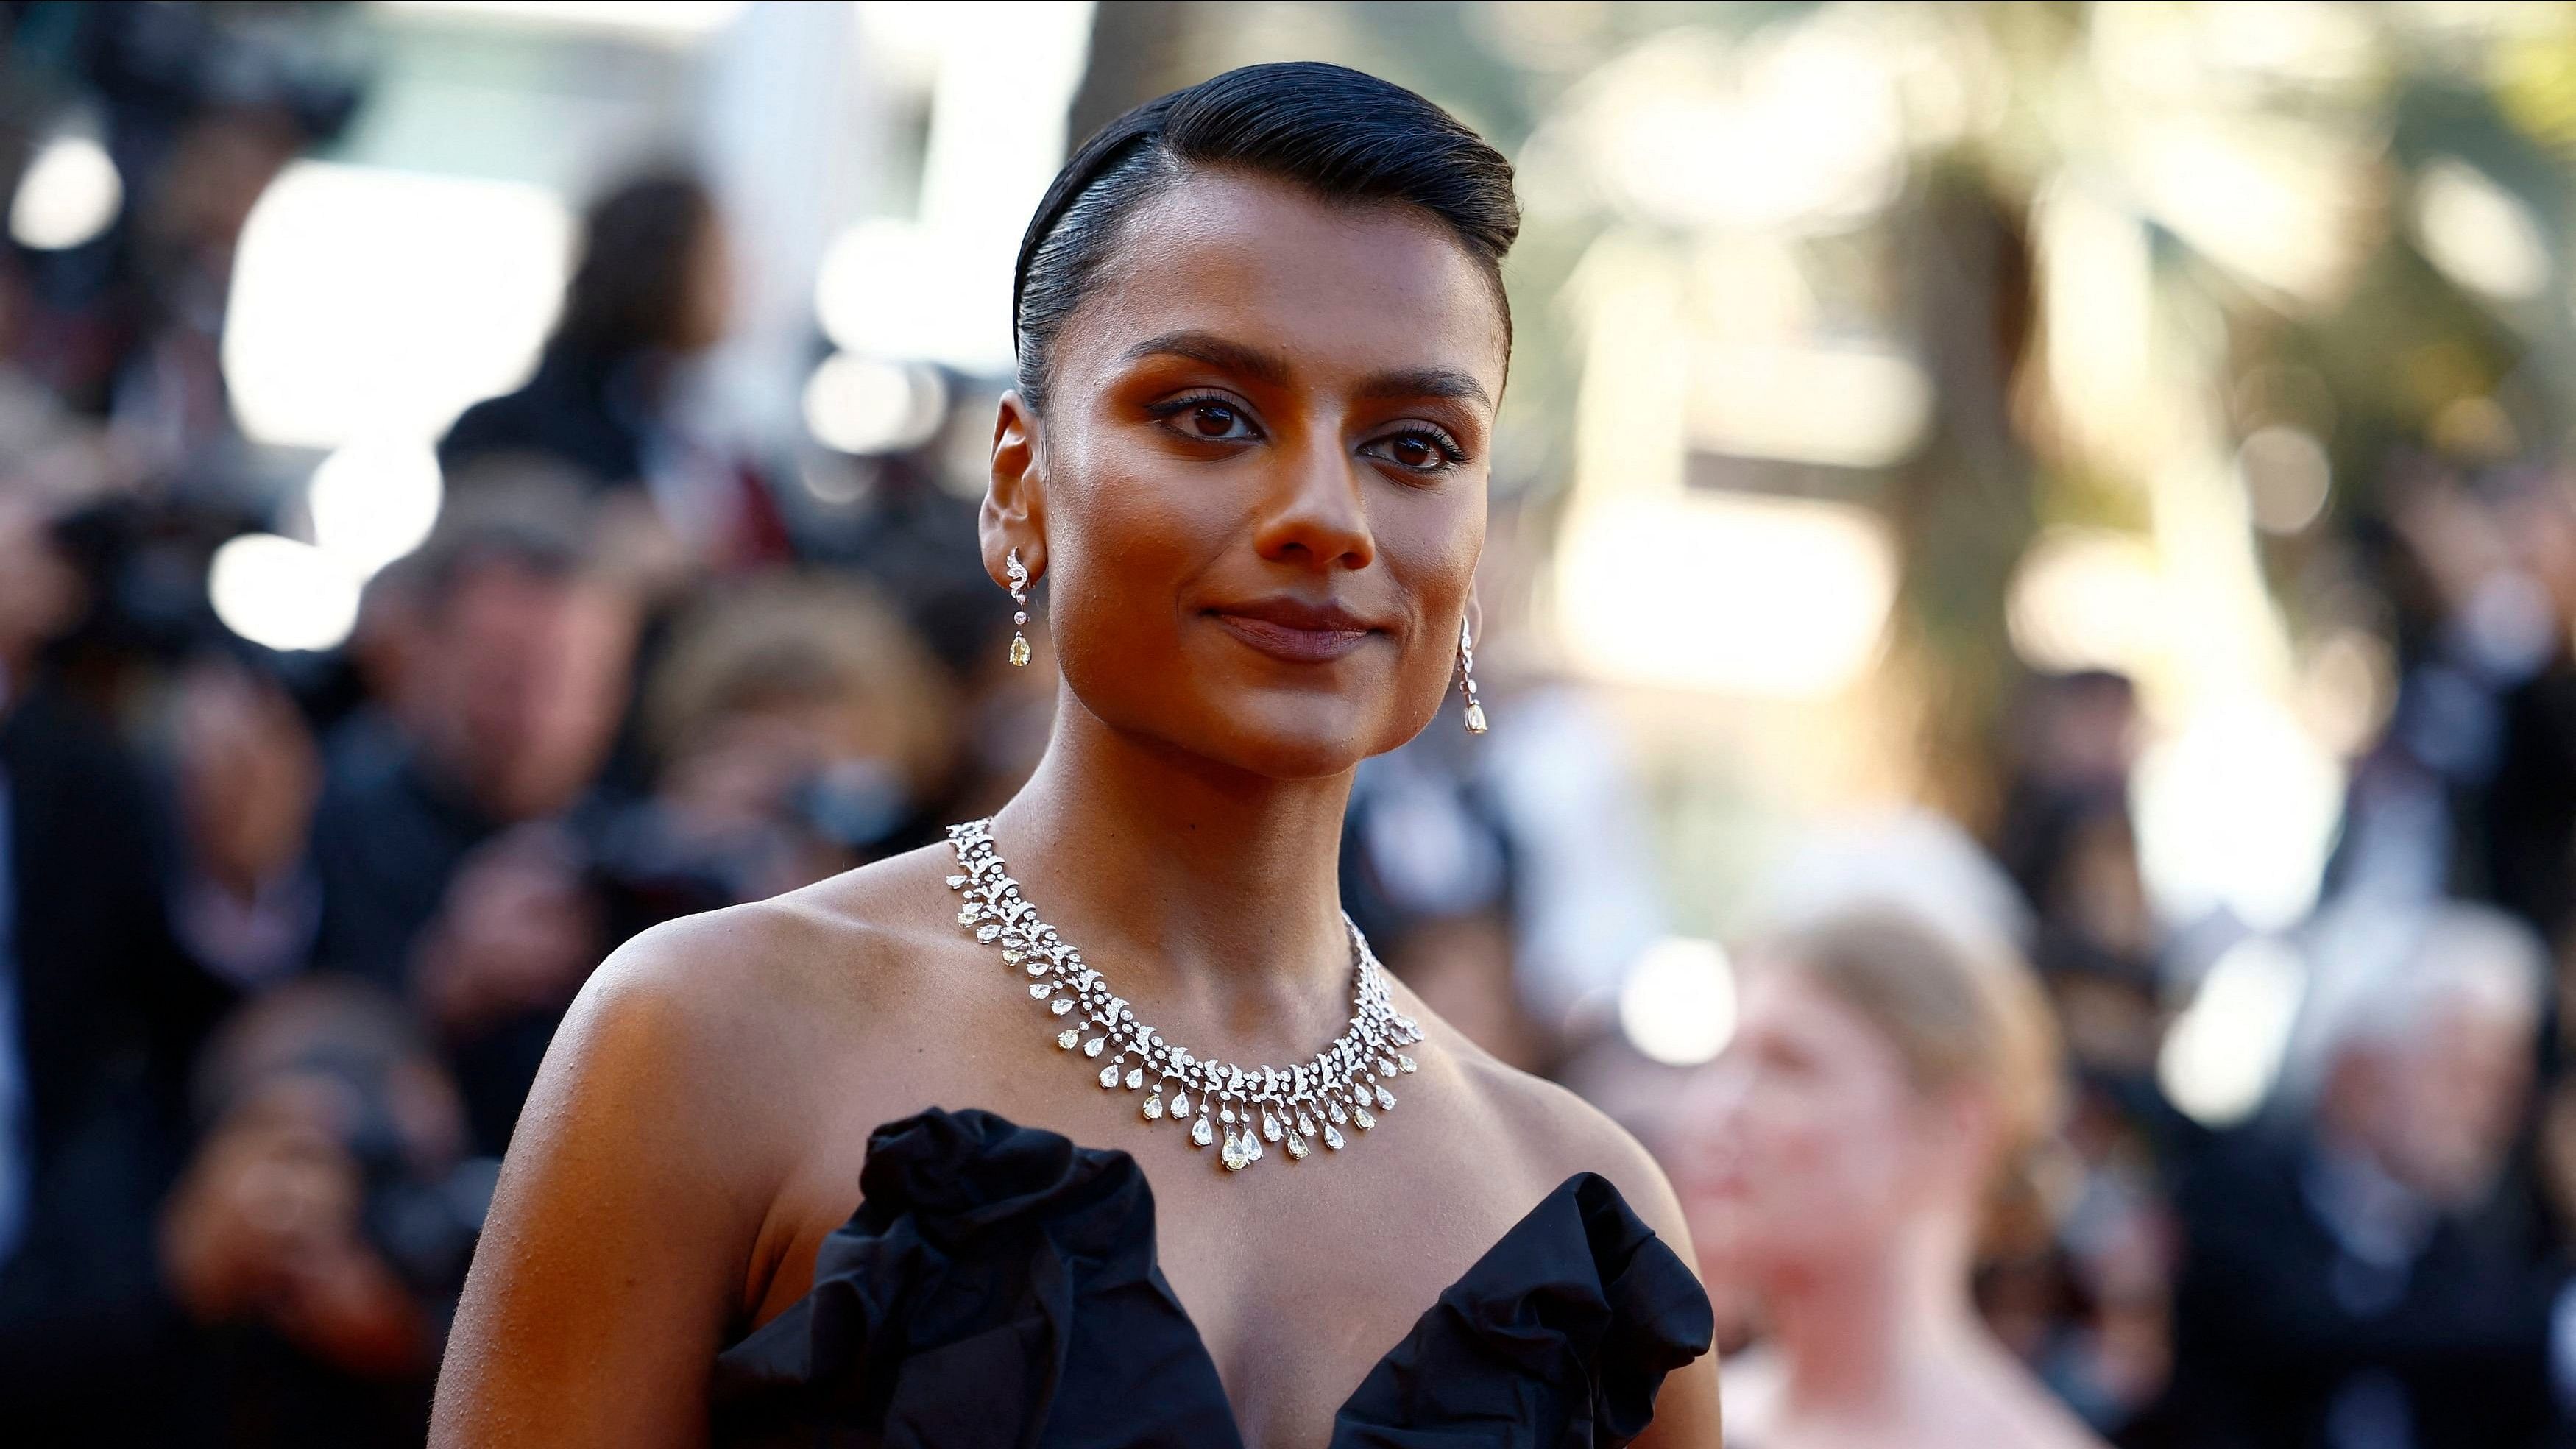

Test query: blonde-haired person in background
[1673,907,2103,1449]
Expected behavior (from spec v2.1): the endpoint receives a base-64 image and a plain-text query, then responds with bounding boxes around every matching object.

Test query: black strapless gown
[710,1108,1713,1448]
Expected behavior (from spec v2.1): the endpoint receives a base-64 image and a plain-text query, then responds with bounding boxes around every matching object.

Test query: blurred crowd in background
[7,2,2576,1447]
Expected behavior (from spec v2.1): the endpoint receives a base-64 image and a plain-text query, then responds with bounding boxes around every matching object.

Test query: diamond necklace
[945,818,1421,1173]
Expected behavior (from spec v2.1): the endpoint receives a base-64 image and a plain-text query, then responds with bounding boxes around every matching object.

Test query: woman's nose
[1683,1060,1753,1134]
[1250,432,1374,573]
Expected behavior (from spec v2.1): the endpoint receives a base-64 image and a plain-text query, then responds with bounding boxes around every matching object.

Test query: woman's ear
[982,390,1047,586]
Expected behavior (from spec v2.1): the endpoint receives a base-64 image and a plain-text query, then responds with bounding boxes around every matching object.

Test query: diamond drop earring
[1456,606,1488,734]
[1005,548,1032,667]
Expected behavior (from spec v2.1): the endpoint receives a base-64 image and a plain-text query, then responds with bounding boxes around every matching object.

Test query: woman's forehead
[1742,966,1892,1055]
[1059,169,1509,396]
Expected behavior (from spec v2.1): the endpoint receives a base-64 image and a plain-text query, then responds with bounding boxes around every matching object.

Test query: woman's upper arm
[1530,1087,1725,1449]
[430,917,788,1448]
[1618,1158,1724,1449]
[1635,1342,1724,1449]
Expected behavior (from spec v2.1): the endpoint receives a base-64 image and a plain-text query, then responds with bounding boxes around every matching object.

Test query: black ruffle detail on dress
[710,1108,1710,1449]
[1327,1172,1716,1448]
[712,1108,1238,1448]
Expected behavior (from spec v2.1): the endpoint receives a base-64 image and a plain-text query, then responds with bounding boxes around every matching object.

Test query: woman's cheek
[1381,525,1482,692]
[1058,458,1234,591]
[1048,490,1189,631]
[1738,1087,1870,1235]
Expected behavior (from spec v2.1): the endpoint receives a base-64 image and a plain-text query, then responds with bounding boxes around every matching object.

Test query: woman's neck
[986,694,1356,1044]
[1763,1211,1986,1423]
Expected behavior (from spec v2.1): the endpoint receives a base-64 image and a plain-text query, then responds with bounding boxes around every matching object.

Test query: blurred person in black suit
[2164,901,2559,1449]
[308,511,639,1154]
[0,489,232,1438]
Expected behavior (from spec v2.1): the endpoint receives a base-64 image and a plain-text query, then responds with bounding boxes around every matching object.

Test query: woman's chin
[1193,697,1403,780]
[1217,728,1379,781]
[1083,679,1426,780]
[1697,1209,1863,1278]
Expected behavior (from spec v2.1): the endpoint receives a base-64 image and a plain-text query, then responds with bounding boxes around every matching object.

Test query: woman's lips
[1211,612,1376,662]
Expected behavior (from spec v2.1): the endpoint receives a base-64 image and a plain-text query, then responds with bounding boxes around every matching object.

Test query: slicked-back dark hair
[1011,63,1520,414]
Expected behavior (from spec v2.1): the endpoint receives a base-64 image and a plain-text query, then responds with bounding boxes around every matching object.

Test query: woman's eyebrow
[1355,368,1492,411]
[1125,331,1493,412]
[1122,330,1291,386]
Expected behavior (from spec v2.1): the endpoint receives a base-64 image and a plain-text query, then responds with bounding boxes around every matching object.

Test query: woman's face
[994,170,1506,779]
[673,212,733,354]
[1674,963,1944,1283]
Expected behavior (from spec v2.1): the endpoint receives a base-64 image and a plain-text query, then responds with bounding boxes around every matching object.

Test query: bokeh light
[802,353,947,456]
[2413,157,2551,302]
[208,534,363,654]
[2158,935,2307,1127]
[1618,936,1738,1067]
[1554,495,1895,698]
[2133,697,2344,933]
[2006,530,2168,677]
[2237,425,2332,536]
[223,162,570,449]
[307,439,445,579]
[7,134,122,251]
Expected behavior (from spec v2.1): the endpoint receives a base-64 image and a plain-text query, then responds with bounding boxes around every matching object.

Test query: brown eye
[1366,428,1460,475]
[1149,392,1262,445]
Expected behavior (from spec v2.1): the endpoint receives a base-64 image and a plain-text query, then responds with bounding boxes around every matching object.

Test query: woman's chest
[1152,1174,1510,1445]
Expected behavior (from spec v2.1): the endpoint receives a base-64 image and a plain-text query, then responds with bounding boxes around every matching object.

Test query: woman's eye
[1387,436,1441,469]
[1186,402,1245,439]
[1153,394,1259,443]
[1367,429,1462,473]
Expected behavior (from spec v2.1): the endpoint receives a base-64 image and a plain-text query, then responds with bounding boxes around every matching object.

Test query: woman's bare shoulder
[580,843,965,1038]
[439,846,978,1447]
[1432,1034,1727,1449]
[526,842,973,1163]
[1436,1026,1692,1244]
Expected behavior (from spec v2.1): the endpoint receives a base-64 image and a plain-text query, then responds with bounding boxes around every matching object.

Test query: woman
[438,170,788,575]
[431,64,1719,1448]
[438,171,731,493]
[1674,909,2100,1449]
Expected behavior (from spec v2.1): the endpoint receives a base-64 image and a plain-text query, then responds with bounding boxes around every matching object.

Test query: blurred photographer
[587,573,959,925]
[0,487,237,1440]
[308,507,640,1152]
[163,978,483,1447]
